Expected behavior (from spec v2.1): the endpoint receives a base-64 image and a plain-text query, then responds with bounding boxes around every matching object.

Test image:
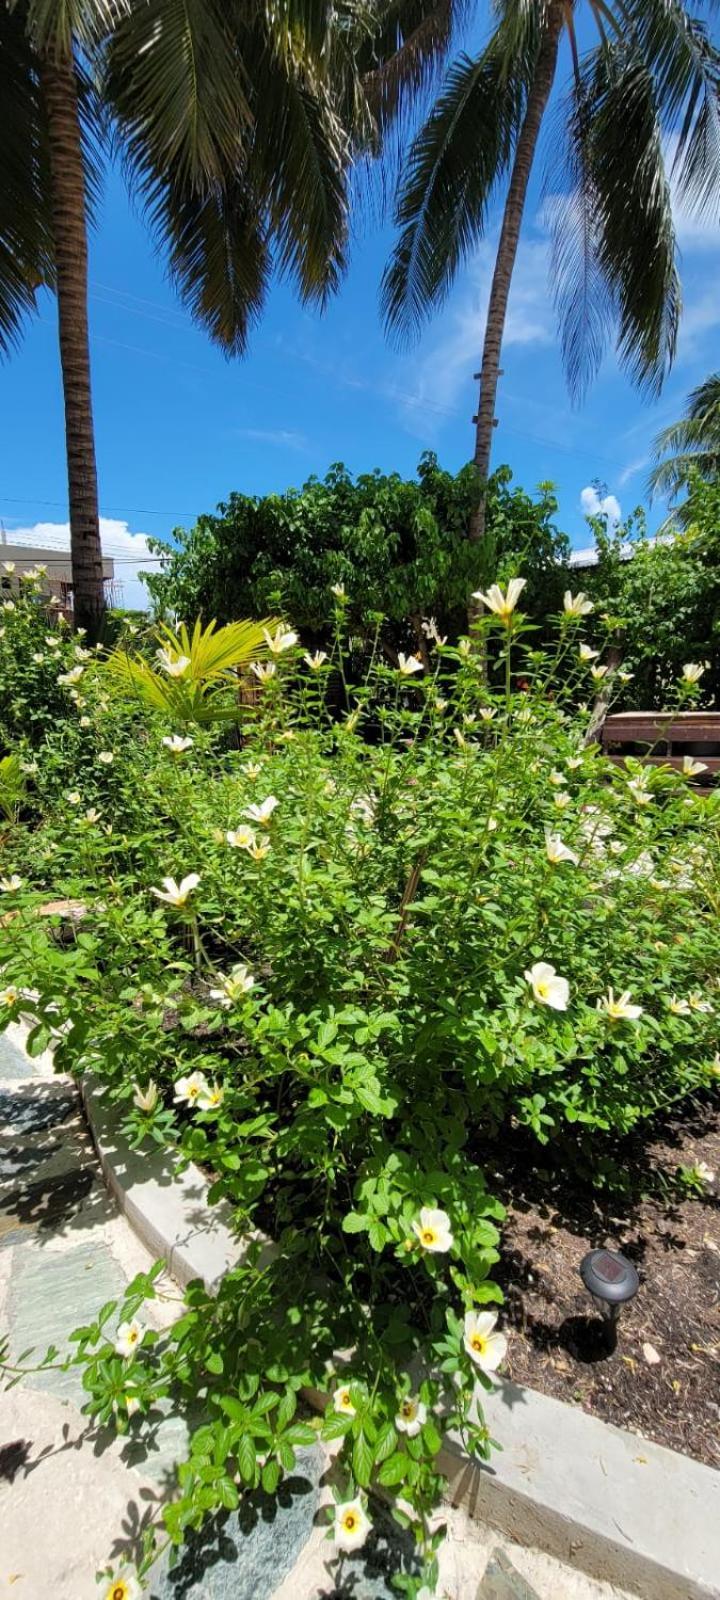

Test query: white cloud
[580,486,621,526]
[618,454,649,488]
[234,428,307,449]
[2,518,155,611]
[393,234,554,437]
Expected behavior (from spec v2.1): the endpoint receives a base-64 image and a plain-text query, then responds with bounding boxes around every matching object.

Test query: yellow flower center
[470,1334,488,1356]
[536,982,549,998]
[401,1400,415,1419]
[342,1512,358,1533]
[111,1585,129,1600]
[420,1228,437,1247]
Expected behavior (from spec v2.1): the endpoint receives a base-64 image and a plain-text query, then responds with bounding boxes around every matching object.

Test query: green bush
[145,455,570,647]
[1,585,718,1595]
[583,476,720,708]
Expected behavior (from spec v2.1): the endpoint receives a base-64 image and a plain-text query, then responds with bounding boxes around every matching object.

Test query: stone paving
[0,1026,637,1600]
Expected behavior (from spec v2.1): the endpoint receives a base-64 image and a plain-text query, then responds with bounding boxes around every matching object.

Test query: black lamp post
[579,1248,640,1352]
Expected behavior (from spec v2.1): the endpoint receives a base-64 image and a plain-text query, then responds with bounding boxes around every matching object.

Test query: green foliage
[105,615,279,725]
[145,454,569,641]
[1,581,718,1595]
[0,575,96,751]
[583,475,720,707]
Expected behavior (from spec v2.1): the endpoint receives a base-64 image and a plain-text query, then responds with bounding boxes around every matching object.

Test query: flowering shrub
[1,584,719,1595]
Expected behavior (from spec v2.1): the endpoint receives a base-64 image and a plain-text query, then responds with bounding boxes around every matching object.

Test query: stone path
[0,1027,636,1600]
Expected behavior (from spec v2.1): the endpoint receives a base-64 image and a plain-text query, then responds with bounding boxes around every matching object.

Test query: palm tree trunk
[40,50,105,637]
[469,1,564,545]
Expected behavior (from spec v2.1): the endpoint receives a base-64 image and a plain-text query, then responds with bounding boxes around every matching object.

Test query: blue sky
[1,22,719,609]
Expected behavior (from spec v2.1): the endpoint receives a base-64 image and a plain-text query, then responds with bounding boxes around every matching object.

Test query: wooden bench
[601,711,720,792]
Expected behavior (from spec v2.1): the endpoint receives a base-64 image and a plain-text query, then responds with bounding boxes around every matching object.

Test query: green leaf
[262,1458,281,1494]
[352,1431,375,1488]
[236,1433,256,1484]
[374,1422,398,1463]
[342,1211,368,1234]
[376,1451,408,1487]
[206,1351,224,1375]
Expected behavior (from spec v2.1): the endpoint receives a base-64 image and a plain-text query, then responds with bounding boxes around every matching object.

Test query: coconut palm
[649,372,720,515]
[382,0,720,543]
[1,0,461,634]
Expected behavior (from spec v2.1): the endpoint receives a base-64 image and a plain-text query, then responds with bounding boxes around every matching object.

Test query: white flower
[566,756,584,770]
[58,665,84,686]
[563,590,594,616]
[132,1080,159,1112]
[545,832,579,866]
[226,825,257,850]
[150,873,200,907]
[334,1497,371,1553]
[689,992,713,1013]
[79,715,91,729]
[421,618,447,646]
[174,1071,209,1106]
[472,578,526,620]
[330,582,347,601]
[395,1396,427,1436]
[412,1206,453,1253]
[244,796,279,824]
[682,662,705,684]
[397,653,423,676]
[250,661,276,683]
[263,626,298,654]
[525,961,570,1011]
[549,770,566,786]
[2,561,15,573]
[590,664,608,681]
[98,751,114,765]
[304,651,327,669]
[694,1160,716,1190]
[210,964,255,1006]
[596,988,643,1022]
[242,760,263,778]
[103,1569,141,1600]
[162,735,194,754]
[197,1082,224,1111]
[669,997,692,1016]
[0,986,19,1007]
[553,791,572,809]
[248,838,271,860]
[156,648,191,677]
[478,707,497,722]
[618,669,634,683]
[32,652,45,665]
[463,1310,508,1374]
[579,644,600,662]
[454,728,469,749]
[66,790,82,806]
[82,808,101,825]
[115,1319,145,1359]
[1,600,15,612]
[628,779,653,806]
[74,645,92,661]
[350,794,376,827]
[0,875,22,892]
[458,638,472,657]
[682,756,707,776]
[333,1384,356,1416]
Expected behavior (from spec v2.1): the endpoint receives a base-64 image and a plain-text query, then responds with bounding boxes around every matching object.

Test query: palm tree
[649,371,720,516]
[382,0,720,544]
[1,0,461,635]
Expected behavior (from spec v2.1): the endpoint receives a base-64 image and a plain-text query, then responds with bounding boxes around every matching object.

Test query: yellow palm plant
[105,616,281,726]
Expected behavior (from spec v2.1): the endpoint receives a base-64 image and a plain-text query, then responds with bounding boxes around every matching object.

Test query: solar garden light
[579,1248,640,1352]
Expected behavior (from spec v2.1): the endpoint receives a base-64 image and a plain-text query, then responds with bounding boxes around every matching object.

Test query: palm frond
[0,1,54,355]
[248,48,350,305]
[649,369,720,496]
[631,0,720,220]
[105,0,252,191]
[359,0,468,137]
[580,43,681,396]
[146,168,271,355]
[381,40,530,345]
[11,0,131,55]
[547,70,615,401]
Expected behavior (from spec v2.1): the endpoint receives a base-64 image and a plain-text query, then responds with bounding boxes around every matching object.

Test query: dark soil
[490,1098,720,1468]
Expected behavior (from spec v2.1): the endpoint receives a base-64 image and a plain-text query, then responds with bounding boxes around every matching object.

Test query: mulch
[486,1097,720,1468]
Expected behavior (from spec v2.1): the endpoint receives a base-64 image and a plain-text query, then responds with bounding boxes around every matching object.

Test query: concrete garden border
[81,1071,720,1600]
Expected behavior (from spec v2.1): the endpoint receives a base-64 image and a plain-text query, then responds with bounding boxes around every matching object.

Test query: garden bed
[491,1099,720,1468]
